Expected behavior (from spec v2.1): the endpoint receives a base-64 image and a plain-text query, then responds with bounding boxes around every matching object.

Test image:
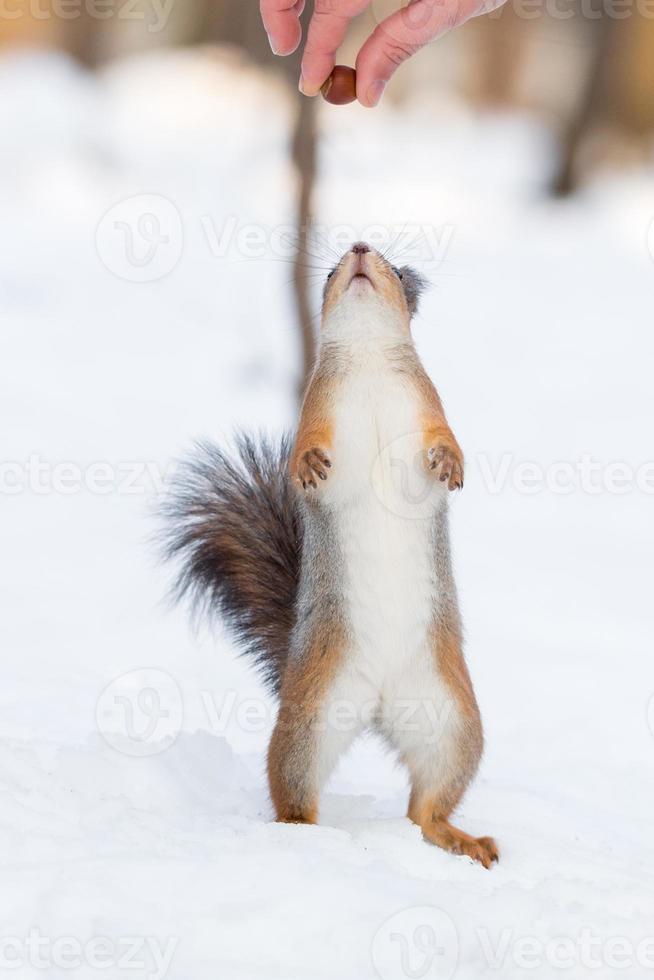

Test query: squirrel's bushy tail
[161,435,301,694]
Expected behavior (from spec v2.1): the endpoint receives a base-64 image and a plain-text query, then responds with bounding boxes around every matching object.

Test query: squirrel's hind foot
[420,819,499,869]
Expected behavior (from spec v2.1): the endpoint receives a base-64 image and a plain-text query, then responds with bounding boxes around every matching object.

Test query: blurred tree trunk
[467,4,527,107]
[60,8,103,66]
[279,15,319,397]
[613,16,654,135]
[289,94,317,393]
[550,10,616,196]
[200,0,318,398]
[194,0,266,55]
[281,6,319,395]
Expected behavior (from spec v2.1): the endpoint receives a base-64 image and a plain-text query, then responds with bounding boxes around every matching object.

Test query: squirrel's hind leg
[407,790,498,869]
[267,628,366,825]
[388,622,498,867]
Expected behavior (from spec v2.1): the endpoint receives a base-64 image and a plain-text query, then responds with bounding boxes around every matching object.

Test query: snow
[2,46,654,980]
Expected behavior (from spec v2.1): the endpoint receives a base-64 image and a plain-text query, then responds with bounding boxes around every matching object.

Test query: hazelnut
[321,66,357,106]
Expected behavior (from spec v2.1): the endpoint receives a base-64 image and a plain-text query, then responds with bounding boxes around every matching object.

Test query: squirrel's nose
[351,242,370,255]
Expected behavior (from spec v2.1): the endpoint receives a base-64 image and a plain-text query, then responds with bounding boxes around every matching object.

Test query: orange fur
[267,623,346,824]
[407,794,498,869]
[403,618,497,867]
[412,363,464,490]
[275,244,494,863]
[322,250,410,322]
[290,362,335,487]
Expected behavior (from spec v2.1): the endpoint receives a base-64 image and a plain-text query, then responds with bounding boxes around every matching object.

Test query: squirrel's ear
[399,266,428,317]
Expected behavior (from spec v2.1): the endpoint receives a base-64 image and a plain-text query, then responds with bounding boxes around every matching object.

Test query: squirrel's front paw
[296,448,331,490]
[427,445,463,491]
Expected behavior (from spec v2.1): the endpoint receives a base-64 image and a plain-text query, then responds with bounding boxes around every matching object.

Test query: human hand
[260,0,505,107]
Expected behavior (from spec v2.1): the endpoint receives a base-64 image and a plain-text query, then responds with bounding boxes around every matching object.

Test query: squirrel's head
[321,242,427,340]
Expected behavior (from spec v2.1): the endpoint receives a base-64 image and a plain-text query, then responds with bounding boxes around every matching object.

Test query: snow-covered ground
[2,47,654,980]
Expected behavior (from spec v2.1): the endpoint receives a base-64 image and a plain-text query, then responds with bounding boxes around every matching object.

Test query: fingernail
[299,74,319,97]
[366,80,386,107]
[266,33,279,55]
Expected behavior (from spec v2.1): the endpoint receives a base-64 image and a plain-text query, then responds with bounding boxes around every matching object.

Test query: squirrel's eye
[392,266,403,280]
[327,270,335,280]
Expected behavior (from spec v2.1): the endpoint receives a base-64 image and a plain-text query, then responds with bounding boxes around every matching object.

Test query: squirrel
[164,242,498,868]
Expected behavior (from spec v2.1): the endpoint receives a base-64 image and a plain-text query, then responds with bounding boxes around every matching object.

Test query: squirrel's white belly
[325,359,447,692]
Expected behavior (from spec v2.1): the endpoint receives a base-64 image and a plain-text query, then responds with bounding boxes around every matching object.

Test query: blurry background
[2,3,654,979]
[5,0,654,183]
[3,0,654,378]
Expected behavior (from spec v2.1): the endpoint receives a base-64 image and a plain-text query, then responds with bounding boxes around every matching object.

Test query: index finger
[299,0,370,96]
[261,0,304,56]
[355,0,484,105]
